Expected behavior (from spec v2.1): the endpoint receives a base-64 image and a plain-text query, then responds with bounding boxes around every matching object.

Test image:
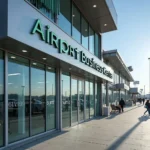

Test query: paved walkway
[19,104,150,150]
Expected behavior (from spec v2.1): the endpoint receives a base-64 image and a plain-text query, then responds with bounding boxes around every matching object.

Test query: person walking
[144,100,150,115]
[119,98,125,112]
[142,98,145,105]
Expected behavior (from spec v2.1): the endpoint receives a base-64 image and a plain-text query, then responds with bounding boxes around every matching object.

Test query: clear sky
[103,0,150,95]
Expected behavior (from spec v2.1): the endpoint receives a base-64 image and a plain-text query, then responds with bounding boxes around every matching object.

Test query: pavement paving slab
[16,104,150,150]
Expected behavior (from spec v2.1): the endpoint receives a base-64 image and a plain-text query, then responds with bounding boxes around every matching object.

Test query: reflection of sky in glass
[72,5,81,43]
[62,74,70,97]
[82,17,89,50]
[72,79,77,95]
[59,0,71,35]
[89,27,94,54]
[46,70,55,96]
[8,61,29,96]
[31,67,45,97]
[85,81,89,95]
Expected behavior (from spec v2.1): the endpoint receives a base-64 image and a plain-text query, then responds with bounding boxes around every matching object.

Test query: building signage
[31,19,112,79]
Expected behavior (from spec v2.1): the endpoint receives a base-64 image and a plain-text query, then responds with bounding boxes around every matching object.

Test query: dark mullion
[29,60,31,137]
[45,65,47,132]
[71,0,73,36]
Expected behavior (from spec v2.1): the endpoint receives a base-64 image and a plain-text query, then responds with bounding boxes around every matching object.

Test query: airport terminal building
[0,0,133,149]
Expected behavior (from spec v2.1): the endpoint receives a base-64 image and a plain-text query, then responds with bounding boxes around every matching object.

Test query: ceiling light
[48,67,51,70]
[93,5,97,8]
[104,24,107,26]
[85,29,87,31]
[33,62,37,65]
[22,50,27,53]
[72,14,75,17]
[11,56,16,59]
[43,58,47,60]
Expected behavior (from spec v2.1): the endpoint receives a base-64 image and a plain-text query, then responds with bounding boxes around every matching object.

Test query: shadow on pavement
[19,130,69,150]
[106,115,149,150]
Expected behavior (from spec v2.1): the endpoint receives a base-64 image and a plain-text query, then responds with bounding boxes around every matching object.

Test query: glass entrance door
[71,77,85,125]
[71,78,78,124]
[78,80,84,122]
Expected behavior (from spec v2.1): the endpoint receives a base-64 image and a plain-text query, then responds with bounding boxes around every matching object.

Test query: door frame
[71,75,85,126]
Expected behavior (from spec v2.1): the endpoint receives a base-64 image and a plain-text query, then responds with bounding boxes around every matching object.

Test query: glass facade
[62,72,71,128]
[81,17,89,49]
[85,81,90,119]
[6,53,56,143]
[46,67,56,130]
[59,0,71,35]
[0,51,101,146]
[8,54,30,143]
[78,80,84,121]
[95,83,101,116]
[27,0,56,21]
[89,27,95,54]
[0,51,4,147]
[72,5,81,43]
[90,82,94,118]
[95,33,99,58]
[102,84,106,106]
[27,0,101,59]
[71,78,78,124]
[31,62,45,136]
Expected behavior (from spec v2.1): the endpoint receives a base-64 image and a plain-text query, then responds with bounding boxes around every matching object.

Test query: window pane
[79,80,84,121]
[95,33,99,58]
[0,51,4,147]
[46,67,56,130]
[71,79,78,123]
[96,83,101,116]
[72,5,81,43]
[31,62,45,136]
[62,72,71,128]
[8,54,29,143]
[85,81,90,120]
[89,27,94,54]
[27,0,54,21]
[59,0,71,35]
[81,17,89,49]
[90,82,94,118]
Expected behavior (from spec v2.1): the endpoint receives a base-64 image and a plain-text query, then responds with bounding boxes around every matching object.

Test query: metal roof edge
[103,50,134,82]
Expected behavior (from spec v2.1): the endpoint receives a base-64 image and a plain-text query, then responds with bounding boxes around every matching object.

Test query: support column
[106,81,109,107]
[4,51,8,146]
[56,68,62,131]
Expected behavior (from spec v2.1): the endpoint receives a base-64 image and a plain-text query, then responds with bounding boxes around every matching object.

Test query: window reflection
[79,80,84,121]
[31,62,45,136]
[72,5,81,43]
[46,67,56,130]
[89,27,95,54]
[8,54,29,143]
[59,0,71,35]
[71,79,78,123]
[90,82,94,118]
[95,33,99,58]
[82,17,89,49]
[28,0,55,21]
[0,51,4,147]
[85,81,90,119]
[62,72,71,128]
